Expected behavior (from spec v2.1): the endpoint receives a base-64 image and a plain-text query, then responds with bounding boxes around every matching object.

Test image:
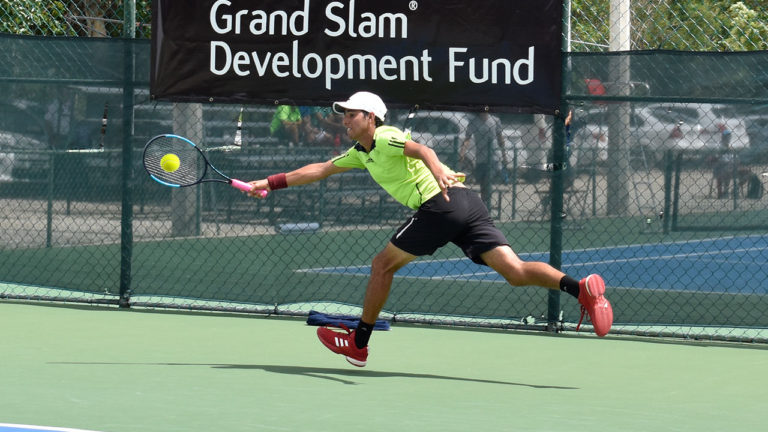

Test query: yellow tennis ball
[160,153,180,173]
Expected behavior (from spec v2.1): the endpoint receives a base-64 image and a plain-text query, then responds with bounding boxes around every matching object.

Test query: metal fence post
[119,1,136,307]
[662,150,671,235]
[547,115,565,331]
[546,0,571,332]
[46,151,54,248]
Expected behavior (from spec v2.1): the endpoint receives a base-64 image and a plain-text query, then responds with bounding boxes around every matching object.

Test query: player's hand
[246,180,270,198]
[436,171,466,202]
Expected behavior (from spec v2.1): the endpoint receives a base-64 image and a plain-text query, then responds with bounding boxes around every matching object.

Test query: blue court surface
[300,235,768,294]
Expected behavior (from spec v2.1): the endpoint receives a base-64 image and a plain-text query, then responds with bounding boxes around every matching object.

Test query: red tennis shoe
[317,325,368,367]
[577,274,613,337]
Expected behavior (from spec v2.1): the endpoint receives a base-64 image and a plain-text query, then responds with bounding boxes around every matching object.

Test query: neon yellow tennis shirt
[331,125,461,210]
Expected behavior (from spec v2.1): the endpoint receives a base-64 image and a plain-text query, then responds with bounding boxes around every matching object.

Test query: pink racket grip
[230,179,268,197]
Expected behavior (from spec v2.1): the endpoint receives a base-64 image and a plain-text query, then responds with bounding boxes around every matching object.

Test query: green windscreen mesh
[1,35,767,340]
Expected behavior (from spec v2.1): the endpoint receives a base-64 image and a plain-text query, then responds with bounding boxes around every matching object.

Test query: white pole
[566,0,573,52]
[606,0,632,215]
[610,0,631,51]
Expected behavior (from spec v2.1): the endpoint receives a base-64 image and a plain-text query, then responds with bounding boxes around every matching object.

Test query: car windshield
[410,117,460,135]
[578,111,644,128]
[0,103,49,149]
[651,107,699,124]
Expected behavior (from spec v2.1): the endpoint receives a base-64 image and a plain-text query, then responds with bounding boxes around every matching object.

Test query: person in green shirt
[247,91,613,367]
[269,105,302,145]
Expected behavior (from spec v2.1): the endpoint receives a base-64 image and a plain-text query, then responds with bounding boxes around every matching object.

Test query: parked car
[744,113,768,161]
[405,111,524,178]
[0,131,50,182]
[573,103,751,167]
[0,135,15,181]
[0,102,52,183]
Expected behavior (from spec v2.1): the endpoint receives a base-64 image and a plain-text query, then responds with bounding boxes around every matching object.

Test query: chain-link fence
[0,0,152,38]
[5,1,766,49]
[1,1,767,342]
[569,0,768,51]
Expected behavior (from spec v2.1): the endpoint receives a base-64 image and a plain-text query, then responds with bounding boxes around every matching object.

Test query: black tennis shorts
[390,187,509,265]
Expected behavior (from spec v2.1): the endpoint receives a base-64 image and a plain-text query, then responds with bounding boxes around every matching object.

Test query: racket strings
[144,136,205,186]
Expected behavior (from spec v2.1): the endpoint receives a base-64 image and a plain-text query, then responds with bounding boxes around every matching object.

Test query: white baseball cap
[332,91,387,121]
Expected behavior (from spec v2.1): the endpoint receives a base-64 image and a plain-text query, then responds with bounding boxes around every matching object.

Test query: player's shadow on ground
[50,362,576,388]
[217,364,578,388]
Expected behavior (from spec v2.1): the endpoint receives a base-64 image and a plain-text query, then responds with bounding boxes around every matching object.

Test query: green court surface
[0,302,764,432]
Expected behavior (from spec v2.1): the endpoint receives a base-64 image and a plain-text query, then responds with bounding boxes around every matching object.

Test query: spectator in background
[522,113,551,170]
[711,129,753,198]
[299,106,352,151]
[270,105,302,146]
[321,110,354,152]
[299,106,337,147]
[460,111,508,209]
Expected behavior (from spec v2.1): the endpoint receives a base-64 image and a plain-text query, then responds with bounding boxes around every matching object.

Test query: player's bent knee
[371,248,413,275]
[485,256,533,286]
[500,266,529,286]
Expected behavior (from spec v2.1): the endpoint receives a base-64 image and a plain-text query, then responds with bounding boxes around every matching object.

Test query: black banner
[151,0,562,113]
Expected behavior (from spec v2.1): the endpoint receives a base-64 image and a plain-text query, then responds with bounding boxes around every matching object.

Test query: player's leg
[480,245,612,336]
[361,242,416,324]
[317,194,460,366]
[452,189,566,290]
[480,245,564,288]
[454,184,613,337]
[316,242,415,367]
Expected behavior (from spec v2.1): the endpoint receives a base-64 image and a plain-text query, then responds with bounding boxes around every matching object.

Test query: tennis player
[246,91,613,367]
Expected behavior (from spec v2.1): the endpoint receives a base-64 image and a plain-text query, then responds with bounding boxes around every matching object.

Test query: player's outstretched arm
[403,140,464,202]
[286,160,350,186]
[246,160,349,198]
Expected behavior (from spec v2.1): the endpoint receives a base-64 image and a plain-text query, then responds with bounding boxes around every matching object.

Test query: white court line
[0,424,103,432]
[556,233,768,255]
[296,235,768,276]
[561,246,768,267]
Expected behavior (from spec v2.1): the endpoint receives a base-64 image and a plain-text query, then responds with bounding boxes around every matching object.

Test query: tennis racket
[142,134,267,197]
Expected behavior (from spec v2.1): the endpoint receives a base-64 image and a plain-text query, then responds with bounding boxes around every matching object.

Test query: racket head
[143,134,208,187]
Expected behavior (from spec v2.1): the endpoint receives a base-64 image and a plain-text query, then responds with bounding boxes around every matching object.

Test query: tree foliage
[0,1,72,36]
[0,0,152,38]
[724,2,768,51]
[570,0,767,51]
[0,0,766,51]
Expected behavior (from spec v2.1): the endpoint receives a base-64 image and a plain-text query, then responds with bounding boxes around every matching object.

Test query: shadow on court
[49,362,577,389]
